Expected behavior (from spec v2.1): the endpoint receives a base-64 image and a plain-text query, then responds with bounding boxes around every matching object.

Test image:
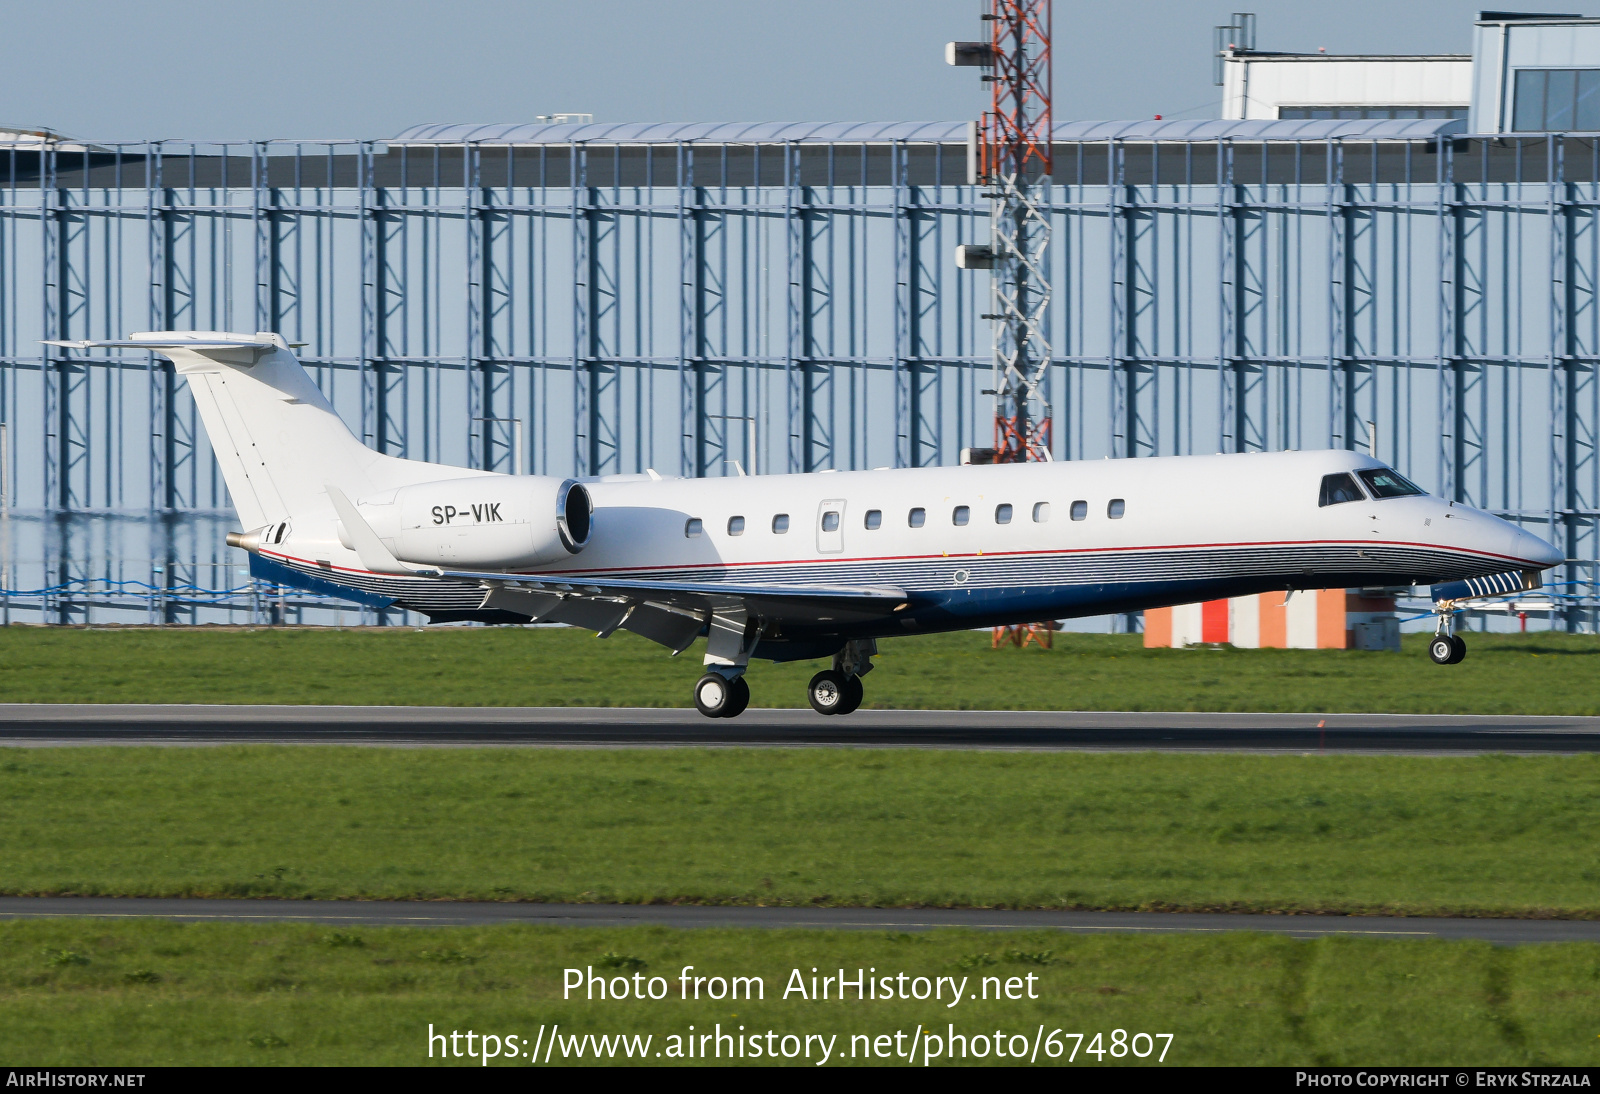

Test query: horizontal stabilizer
[45,338,275,351]
[1431,569,1541,602]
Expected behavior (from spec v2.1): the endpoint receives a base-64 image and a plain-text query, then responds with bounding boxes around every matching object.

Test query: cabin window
[821,511,840,532]
[908,507,926,528]
[864,509,882,530]
[952,505,970,526]
[1070,500,1088,521]
[727,516,745,536]
[1108,499,1126,519]
[1357,468,1426,499]
[1032,502,1049,523]
[685,518,703,538]
[772,513,790,533]
[995,503,1013,524]
[1319,473,1365,506]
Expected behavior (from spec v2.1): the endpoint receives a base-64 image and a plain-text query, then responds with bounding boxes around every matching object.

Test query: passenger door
[817,499,846,554]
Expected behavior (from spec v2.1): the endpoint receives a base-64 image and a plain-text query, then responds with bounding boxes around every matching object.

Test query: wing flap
[619,602,705,653]
[479,584,563,621]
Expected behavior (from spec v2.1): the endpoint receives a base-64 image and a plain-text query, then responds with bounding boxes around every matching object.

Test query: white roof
[393,118,1468,145]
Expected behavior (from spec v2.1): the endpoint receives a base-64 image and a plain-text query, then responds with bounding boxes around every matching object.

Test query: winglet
[325,485,437,576]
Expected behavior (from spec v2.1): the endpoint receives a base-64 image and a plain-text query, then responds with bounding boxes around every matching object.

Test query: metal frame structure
[0,119,1591,630]
[979,0,1055,464]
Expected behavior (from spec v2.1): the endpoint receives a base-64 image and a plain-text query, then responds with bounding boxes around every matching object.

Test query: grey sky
[3,1,1541,140]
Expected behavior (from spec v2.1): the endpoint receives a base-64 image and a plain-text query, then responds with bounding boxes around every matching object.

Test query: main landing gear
[689,638,878,718]
[1427,603,1467,665]
[807,670,864,716]
[693,672,750,718]
[808,638,876,717]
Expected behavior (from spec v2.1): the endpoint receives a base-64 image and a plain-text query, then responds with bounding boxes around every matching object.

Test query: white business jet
[46,332,1566,718]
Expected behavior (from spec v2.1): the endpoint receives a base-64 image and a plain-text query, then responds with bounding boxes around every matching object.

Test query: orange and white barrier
[1143,591,1400,650]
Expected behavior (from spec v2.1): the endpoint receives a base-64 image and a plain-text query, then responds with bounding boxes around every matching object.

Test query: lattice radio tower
[951,0,1054,464]
[950,0,1055,647]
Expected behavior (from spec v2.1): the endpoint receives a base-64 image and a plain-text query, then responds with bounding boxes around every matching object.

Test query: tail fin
[45,331,478,529]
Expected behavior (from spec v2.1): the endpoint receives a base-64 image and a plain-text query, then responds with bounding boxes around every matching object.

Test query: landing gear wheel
[807,670,850,716]
[721,675,750,718]
[694,673,736,718]
[1448,635,1467,665]
[835,675,864,716]
[1428,635,1455,664]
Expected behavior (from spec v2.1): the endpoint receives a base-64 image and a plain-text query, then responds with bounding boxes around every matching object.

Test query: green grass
[6,747,1600,915]
[2,920,1599,1066]
[0,625,1595,713]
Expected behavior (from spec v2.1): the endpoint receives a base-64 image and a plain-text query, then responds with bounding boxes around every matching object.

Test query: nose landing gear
[1427,603,1467,665]
[1427,633,1466,665]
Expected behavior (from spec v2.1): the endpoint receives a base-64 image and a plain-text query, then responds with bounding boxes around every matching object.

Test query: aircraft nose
[1508,526,1564,569]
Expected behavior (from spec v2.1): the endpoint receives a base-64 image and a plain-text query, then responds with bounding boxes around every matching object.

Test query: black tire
[721,675,751,718]
[807,670,848,715]
[693,673,733,717]
[1448,634,1467,665]
[1428,635,1455,664]
[835,675,864,716]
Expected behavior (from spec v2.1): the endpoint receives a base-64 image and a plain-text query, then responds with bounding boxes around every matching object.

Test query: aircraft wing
[433,566,911,652]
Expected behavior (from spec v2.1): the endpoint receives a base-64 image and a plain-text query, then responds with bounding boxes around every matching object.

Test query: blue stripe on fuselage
[249,552,396,609]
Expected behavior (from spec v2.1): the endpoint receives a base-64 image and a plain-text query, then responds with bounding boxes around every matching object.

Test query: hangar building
[0,10,1592,630]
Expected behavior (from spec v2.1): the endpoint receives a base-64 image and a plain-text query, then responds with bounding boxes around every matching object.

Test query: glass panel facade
[1278,106,1467,120]
[1578,71,1600,130]
[1514,70,1547,131]
[1512,69,1600,131]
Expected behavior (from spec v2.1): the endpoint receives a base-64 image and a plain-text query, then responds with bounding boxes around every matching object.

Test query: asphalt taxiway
[0,897,1592,944]
[0,704,1597,753]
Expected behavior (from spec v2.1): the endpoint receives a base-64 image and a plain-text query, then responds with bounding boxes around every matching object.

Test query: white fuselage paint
[51,332,1562,682]
[259,448,1561,636]
[50,329,1561,697]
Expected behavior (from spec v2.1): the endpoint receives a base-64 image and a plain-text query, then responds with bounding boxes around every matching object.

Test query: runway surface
[0,704,1597,753]
[0,897,1593,943]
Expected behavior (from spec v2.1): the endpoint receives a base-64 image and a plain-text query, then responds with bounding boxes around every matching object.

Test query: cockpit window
[1357,468,1426,499]
[1318,473,1365,507]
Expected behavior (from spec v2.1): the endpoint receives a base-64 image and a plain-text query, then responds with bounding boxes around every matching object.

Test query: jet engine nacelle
[340,475,592,568]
